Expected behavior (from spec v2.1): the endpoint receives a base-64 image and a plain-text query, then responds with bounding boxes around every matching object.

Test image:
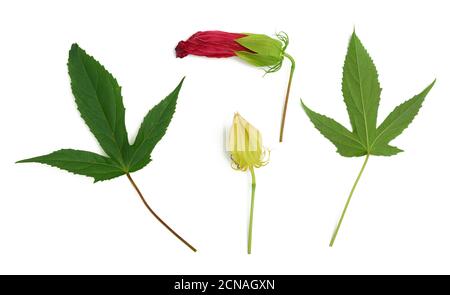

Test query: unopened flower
[176,30,296,142]
[229,113,269,171]
[227,113,269,254]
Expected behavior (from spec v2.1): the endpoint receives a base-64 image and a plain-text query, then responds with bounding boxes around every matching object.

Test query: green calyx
[235,32,292,73]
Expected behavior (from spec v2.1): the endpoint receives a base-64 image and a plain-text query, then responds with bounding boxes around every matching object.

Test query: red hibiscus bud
[175,31,251,58]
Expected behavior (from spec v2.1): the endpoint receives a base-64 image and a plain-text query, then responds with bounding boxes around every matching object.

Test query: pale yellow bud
[228,113,269,171]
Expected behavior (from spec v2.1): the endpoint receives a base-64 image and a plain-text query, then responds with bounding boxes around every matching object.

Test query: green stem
[248,167,257,254]
[126,173,197,252]
[329,155,369,247]
[279,52,296,143]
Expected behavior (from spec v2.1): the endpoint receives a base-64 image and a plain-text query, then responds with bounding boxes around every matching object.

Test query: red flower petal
[176,31,251,58]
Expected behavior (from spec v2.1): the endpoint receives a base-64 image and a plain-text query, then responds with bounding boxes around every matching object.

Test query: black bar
[0,275,448,294]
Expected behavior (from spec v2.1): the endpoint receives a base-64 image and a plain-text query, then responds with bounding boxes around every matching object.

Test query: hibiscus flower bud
[176,30,289,73]
[228,113,269,171]
[176,30,296,142]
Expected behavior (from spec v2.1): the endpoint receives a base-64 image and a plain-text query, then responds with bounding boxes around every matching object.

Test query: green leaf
[17,149,124,182]
[302,31,434,157]
[301,101,366,157]
[304,31,436,247]
[19,43,185,182]
[370,80,436,154]
[128,78,184,172]
[68,44,129,167]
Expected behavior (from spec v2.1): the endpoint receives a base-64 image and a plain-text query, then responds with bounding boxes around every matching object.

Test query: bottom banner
[1,275,448,293]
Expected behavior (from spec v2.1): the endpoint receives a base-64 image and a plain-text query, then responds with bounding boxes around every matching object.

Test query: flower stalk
[279,53,295,142]
[247,167,257,254]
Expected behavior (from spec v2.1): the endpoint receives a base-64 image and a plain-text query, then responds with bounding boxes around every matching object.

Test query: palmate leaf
[302,32,435,157]
[18,44,183,182]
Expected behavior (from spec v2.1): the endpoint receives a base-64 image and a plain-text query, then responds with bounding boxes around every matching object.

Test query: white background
[0,0,448,274]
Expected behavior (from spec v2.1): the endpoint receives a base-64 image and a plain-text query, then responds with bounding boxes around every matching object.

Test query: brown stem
[279,53,296,143]
[126,173,197,252]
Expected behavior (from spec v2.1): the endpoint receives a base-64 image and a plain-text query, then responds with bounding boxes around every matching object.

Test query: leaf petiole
[126,173,197,252]
[248,167,257,254]
[329,154,369,247]
[279,52,295,142]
